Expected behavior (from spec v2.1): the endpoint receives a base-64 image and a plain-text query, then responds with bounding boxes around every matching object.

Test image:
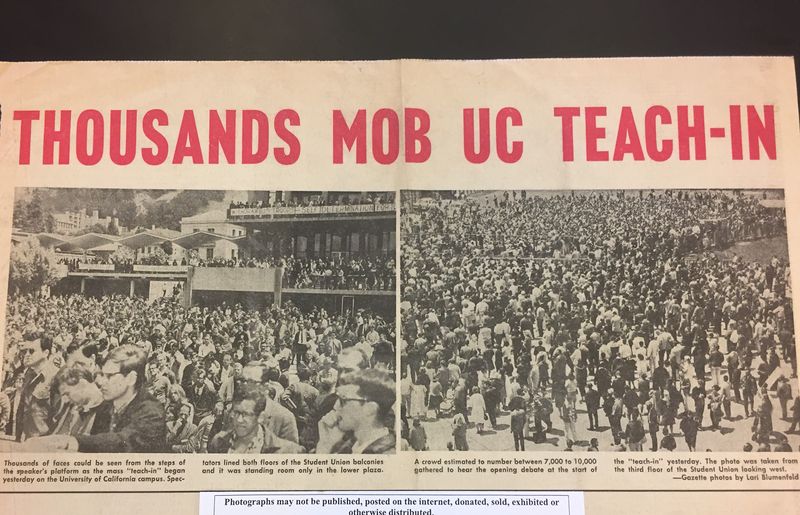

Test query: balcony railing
[228,203,394,219]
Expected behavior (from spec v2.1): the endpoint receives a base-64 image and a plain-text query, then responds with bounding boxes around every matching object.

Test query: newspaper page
[0,58,798,515]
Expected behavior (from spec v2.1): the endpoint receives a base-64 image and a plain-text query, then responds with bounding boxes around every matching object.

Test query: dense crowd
[400,190,797,452]
[282,256,395,290]
[229,193,395,210]
[59,254,395,290]
[2,293,396,454]
[404,190,786,261]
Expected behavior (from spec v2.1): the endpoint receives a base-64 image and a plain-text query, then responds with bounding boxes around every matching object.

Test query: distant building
[179,210,246,261]
[52,208,124,235]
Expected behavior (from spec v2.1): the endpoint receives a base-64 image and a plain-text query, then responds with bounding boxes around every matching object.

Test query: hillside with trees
[13,188,226,233]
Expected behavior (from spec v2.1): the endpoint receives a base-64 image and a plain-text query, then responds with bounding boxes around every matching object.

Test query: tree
[111,245,136,263]
[150,246,170,265]
[8,238,64,296]
[107,218,120,236]
[134,190,225,229]
[13,190,56,233]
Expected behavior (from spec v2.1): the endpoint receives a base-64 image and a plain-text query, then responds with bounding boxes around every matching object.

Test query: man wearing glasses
[22,345,167,452]
[317,368,396,454]
[15,332,59,441]
[207,387,303,454]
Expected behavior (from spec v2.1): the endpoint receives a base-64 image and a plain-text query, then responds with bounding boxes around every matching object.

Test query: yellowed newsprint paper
[0,58,798,515]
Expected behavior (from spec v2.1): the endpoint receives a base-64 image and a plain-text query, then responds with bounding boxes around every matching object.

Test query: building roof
[35,223,246,254]
[231,234,269,253]
[88,242,120,253]
[118,230,179,249]
[171,231,233,249]
[35,233,69,247]
[56,233,120,252]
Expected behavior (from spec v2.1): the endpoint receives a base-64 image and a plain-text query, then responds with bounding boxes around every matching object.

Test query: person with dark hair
[239,363,298,443]
[789,395,800,433]
[510,403,526,451]
[208,386,303,454]
[180,350,201,393]
[317,368,395,454]
[218,361,243,409]
[146,358,171,406]
[776,376,793,420]
[646,393,661,451]
[680,412,700,451]
[174,400,224,453]
[295,364,320,409]
[585,383,600,431]
[742,370,758,417]
[186,367,217,425]
[167,403,197,450]
[624,410,646,451]
[659,426,677,451]
[22,344,166,452]
[408,418,428,451]
[609,392,624,445]
[49,364,103,436]
[66,343,99,371]
[15,331,58,441]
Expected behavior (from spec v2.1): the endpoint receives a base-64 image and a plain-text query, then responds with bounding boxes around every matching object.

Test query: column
[129,279,135,297]
[80,277,86,294]
[273,267,283,307]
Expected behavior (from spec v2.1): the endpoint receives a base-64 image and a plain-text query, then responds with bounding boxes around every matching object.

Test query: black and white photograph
[2,188,396,454]
[399,189,797,452]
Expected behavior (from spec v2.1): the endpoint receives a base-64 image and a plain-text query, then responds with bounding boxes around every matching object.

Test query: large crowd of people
[399,190,797,452]
[282,256,395,290]
[2,293,396,454]
[59,254,395,290]
[229,193,395,210]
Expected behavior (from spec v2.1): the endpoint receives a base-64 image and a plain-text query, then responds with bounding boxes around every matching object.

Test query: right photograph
[399,189,798,453]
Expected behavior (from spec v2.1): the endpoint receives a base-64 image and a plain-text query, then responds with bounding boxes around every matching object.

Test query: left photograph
[2,188,397,454]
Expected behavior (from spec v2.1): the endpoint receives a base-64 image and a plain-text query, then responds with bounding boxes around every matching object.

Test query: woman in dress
[452,412,469,450]
[468,387,487,433]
